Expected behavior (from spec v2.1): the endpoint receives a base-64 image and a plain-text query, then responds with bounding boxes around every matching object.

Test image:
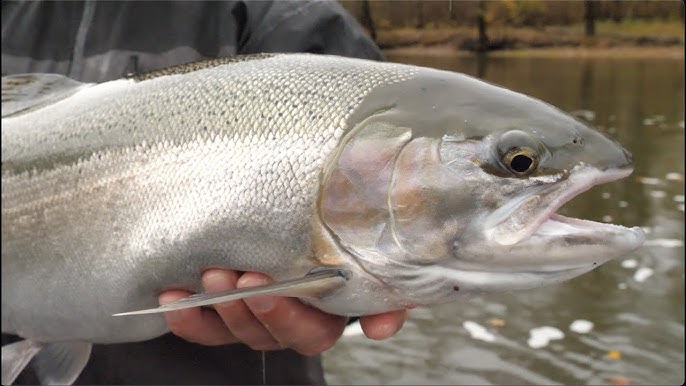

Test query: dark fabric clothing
[1,0,383,82]
[1,0,381,384]
[2,334,325,385]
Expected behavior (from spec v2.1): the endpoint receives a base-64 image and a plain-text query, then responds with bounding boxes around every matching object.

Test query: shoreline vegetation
[383,45,684,60]
[340,1,684,59]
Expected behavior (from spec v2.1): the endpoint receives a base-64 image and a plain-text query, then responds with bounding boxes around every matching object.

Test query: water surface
[323,54,684,385]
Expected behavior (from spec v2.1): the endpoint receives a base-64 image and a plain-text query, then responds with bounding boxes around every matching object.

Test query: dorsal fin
[126,53,279,82]
[1,74,88,118]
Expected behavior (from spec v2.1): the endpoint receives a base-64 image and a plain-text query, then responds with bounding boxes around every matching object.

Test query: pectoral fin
[1,340,91,386]
[1,74,89,118]
[32,342,92,385]
[2,340,43,385]
[114,269,350,317]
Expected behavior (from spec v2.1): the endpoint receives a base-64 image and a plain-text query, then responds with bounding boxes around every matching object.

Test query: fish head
[320,69,645,310]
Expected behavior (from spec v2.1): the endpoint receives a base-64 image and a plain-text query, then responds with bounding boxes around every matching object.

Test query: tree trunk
[611,0,623,23]
[449,0,457,23]
[584,0,597,37]
[415,1,424,29]
[360,0,376,41]
[477,1,489,52]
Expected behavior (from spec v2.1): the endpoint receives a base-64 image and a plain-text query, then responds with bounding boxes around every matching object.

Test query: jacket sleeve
[237,0,384,61]
[1,0,383,82]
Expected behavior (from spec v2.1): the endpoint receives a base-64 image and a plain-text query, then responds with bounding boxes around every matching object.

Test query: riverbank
[384,45,684,59]
[376,20,684,59]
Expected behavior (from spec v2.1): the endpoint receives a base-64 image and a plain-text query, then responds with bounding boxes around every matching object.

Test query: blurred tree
[339,0,683,36]
[611,0,623,23]
[416,0,425,29]
[584,0,597,37]
[448,0,458,23]
[477,0,489,52]
[360,0,376,40]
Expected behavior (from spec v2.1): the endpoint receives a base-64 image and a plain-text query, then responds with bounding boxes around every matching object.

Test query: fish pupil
[511,154,533,173]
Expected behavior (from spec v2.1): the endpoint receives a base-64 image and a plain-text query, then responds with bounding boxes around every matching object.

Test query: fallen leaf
[488,318,506,327]
[606,350,622,360]
[607,375,631,385]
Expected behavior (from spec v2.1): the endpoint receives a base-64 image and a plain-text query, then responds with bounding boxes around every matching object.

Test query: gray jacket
[1,0,383,82]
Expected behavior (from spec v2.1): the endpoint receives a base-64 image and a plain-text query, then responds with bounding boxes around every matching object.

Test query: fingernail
[376,322,395,338]
[203,270,234,292]
[159,293,177,306]
[244,295,275,313]
[238,275,275,312]
[159,294,182,322]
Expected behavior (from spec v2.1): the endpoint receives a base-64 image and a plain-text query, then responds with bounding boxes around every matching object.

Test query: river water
[322,54,685,385]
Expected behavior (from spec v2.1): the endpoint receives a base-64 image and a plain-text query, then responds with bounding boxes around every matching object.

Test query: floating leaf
[606,350,622,360]
[488,318,506,327]
[607,375,631,385]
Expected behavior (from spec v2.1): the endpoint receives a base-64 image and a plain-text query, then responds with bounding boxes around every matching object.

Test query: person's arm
[236,0,384,60]
[160,269,407,355]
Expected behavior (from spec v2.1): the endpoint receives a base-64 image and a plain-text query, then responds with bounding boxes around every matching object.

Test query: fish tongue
[491,194,549,246]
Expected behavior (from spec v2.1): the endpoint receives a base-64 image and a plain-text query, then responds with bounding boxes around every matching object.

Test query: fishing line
[261,350,266,385]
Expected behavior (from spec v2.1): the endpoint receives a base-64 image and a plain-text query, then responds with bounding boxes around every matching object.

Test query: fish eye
[503,147,539,176]
[497,130,542,177]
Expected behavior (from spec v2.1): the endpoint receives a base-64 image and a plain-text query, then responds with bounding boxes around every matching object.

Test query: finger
[158,290,238,346]
[202,269,282,351]
[359,309,408,340]
[238,273,349,356]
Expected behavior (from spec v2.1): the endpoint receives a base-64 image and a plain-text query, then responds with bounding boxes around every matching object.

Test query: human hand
[158,269,408,356]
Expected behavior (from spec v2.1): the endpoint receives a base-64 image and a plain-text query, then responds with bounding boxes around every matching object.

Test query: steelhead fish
[1,53,645,384]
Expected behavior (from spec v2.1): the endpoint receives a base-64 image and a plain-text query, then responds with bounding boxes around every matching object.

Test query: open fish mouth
[452,164,647,274]
[488,165,643,246]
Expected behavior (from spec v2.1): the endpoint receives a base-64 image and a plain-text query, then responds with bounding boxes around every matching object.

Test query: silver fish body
[2,54,412,344]
[2,54,644,352]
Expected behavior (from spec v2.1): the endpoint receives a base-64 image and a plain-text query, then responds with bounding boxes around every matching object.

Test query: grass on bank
[375,19,685,51]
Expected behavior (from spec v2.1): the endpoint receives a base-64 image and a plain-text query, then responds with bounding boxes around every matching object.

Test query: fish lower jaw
[420,264,599,297]
[487,214,645,273]
[539,213,645,251]
[538,213,643,237]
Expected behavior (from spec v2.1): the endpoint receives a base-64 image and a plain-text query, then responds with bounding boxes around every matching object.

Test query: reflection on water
[323,55,684,385]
